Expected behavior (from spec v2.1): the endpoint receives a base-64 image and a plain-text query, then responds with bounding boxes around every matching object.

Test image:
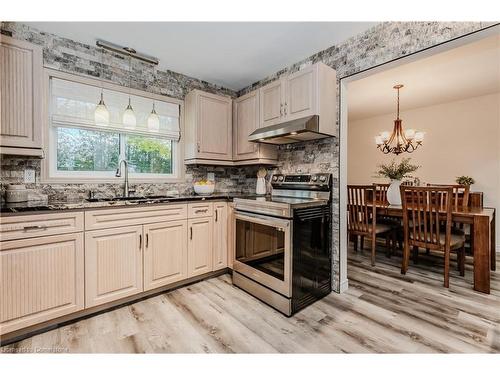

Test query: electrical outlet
[24,169,36,184]
[207,172,215,181]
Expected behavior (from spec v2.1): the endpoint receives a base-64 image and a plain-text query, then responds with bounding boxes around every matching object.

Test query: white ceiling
[26,22,377,91]
[348,34,500,121]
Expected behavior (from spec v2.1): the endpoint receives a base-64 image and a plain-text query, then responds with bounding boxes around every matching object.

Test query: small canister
[5,185,29,203]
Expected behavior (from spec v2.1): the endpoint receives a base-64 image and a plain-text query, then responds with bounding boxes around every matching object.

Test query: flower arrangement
[456,176,475,186]
[375,158,420,181]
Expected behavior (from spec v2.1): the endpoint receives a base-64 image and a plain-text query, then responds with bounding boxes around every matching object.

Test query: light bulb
[375,136,384,145]
[94,92,110,126]
[415,132,425,142]
[147,103,160,132]
[122,97,136,129]
[380,131,390,141]
[405,128,415,140]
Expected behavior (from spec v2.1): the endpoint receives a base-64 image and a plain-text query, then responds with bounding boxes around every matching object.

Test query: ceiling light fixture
[122,54,136,129]
[147,65,160,132]
[94,48,110,126]
[375,84,424,155]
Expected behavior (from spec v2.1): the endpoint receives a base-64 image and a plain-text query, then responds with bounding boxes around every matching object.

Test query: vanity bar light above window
[96,39,159,65]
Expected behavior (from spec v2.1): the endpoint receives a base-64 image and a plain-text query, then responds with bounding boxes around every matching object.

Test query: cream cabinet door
[284,65,317,121]
[188,217,213,277]
[233,90,259,160]
[143,220,188,291]
[213,202,228,271]
[85,226,143,308]
[197,91,232,160]
[0,35,43,150]
[259,79,284,127]
[0,233,84,335]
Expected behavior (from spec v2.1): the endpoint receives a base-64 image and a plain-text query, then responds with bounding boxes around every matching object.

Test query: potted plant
[375,158,420,205]
[456,176,475,186]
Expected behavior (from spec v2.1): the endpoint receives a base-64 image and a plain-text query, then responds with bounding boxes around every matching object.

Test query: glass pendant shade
[94,92,110,126]
[147,102,160,132]
[122,97,136,129]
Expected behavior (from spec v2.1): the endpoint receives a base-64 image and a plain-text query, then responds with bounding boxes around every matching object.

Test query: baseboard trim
[338,279,349,294]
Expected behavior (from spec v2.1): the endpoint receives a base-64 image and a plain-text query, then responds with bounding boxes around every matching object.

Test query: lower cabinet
[85,226,144,308]
[213,202,228,270]
[188,216,214,277]
[143,220,188,291]
[0,233,84,335]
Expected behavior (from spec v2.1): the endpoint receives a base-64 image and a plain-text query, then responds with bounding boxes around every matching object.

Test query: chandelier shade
[375,84,424,155]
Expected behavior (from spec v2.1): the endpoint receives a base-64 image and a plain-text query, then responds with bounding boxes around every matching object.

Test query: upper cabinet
[184,89,233,164]
[233,90,277,164]
[259,63,336,135]
[0,35,44,156]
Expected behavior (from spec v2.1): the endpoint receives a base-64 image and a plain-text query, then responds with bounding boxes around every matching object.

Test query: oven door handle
[235,211,291,228]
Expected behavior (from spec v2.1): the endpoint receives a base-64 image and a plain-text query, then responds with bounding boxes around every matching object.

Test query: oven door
[233,211,292,297]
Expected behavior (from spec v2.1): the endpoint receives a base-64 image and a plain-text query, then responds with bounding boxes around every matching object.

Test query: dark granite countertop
[0,193,256,215]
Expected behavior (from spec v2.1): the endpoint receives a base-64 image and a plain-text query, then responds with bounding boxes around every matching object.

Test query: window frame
[41,69,185,184]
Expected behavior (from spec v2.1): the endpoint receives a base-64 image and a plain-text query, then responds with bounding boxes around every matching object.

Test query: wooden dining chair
[347,185,395,266]
[400,186,466,288]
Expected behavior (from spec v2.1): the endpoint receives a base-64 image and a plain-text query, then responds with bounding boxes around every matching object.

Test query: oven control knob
[278,176,284,182]
[311,175,318,182]
[272,175,278,182]
[319,175,327,182]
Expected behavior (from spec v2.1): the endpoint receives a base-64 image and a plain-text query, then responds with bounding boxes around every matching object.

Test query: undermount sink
[86,195,173,203]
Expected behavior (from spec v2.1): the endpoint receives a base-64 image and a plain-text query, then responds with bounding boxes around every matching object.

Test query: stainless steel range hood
[248,115,332,145]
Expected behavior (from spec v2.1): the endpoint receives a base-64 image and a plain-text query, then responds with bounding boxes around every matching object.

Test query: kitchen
[1,3,499,370]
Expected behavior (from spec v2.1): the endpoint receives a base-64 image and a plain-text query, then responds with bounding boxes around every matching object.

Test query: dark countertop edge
[0,194,251,216]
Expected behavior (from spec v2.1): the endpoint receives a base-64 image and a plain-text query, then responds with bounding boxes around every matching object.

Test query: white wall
[348,93,500,250]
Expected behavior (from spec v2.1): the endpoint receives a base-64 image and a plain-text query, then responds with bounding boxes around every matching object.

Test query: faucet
[115,159,131,197]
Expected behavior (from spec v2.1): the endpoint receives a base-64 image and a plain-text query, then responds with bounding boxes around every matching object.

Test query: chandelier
[375,84,424,155]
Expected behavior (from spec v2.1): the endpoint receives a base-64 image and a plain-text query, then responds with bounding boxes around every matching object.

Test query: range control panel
[271,173,331,188]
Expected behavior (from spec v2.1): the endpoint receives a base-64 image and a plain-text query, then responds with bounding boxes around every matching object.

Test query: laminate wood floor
[3,246,499,353]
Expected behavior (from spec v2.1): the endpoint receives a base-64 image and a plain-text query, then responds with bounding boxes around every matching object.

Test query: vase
[387,180,402,205]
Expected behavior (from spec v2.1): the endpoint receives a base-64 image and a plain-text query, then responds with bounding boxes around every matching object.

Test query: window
[47,74,182,181]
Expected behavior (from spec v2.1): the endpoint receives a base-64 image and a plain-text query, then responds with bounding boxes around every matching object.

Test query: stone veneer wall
[0,21,494,292]
[0,22,260,199]
[244,21,493,291]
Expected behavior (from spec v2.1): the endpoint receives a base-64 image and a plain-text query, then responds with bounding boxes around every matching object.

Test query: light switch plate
[24,169,36,183]
[207,172,215,181]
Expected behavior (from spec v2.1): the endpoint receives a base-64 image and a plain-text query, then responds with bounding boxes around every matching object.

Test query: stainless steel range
[232,173,332,316]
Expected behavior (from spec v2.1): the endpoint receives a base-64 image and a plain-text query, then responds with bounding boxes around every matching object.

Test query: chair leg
[444,248,450,288]
[459,247,465,277]
[426,248,430,255]
[353,235,358,252]
[371,234,376,266]
[385,234,391,257]
[360,236,365,251]
[412,246,419,264]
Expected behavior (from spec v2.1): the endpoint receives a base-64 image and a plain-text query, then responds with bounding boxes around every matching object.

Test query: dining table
[376,204,496,294]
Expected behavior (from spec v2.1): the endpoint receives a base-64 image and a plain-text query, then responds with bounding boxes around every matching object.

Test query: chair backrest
[426,184,470,211]
[373,183,389,205]
[400,186,453,250]
[347,185,375,235]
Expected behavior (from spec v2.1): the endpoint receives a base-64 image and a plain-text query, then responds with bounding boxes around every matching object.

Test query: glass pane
[125,135,173,175]
[56,127,119,172]
[235,219,285,280]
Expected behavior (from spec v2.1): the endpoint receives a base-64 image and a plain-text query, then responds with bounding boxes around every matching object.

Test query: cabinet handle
[139,234,142,250]
[195,209,208,214]
[280,103,283,116]
[284,102,288,116]
[215,209,218,222]
[197,142,201,152]
[190,227,193,240]
[146,233,149,248]
[23,225,47,231]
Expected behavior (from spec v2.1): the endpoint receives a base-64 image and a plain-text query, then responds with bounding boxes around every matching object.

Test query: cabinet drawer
[188,202,213,218]
[85,204,187,231]
[0,211,84,241]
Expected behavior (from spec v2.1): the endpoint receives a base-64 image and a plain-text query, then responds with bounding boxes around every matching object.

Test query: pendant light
[147,65,160,132]
[94,49,110,126]
[122,54,136,129]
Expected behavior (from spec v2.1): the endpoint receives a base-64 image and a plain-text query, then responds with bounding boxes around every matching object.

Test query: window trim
[41,68,185,184]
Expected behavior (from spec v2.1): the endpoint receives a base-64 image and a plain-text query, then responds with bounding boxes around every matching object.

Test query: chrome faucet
[115,159,131,197]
